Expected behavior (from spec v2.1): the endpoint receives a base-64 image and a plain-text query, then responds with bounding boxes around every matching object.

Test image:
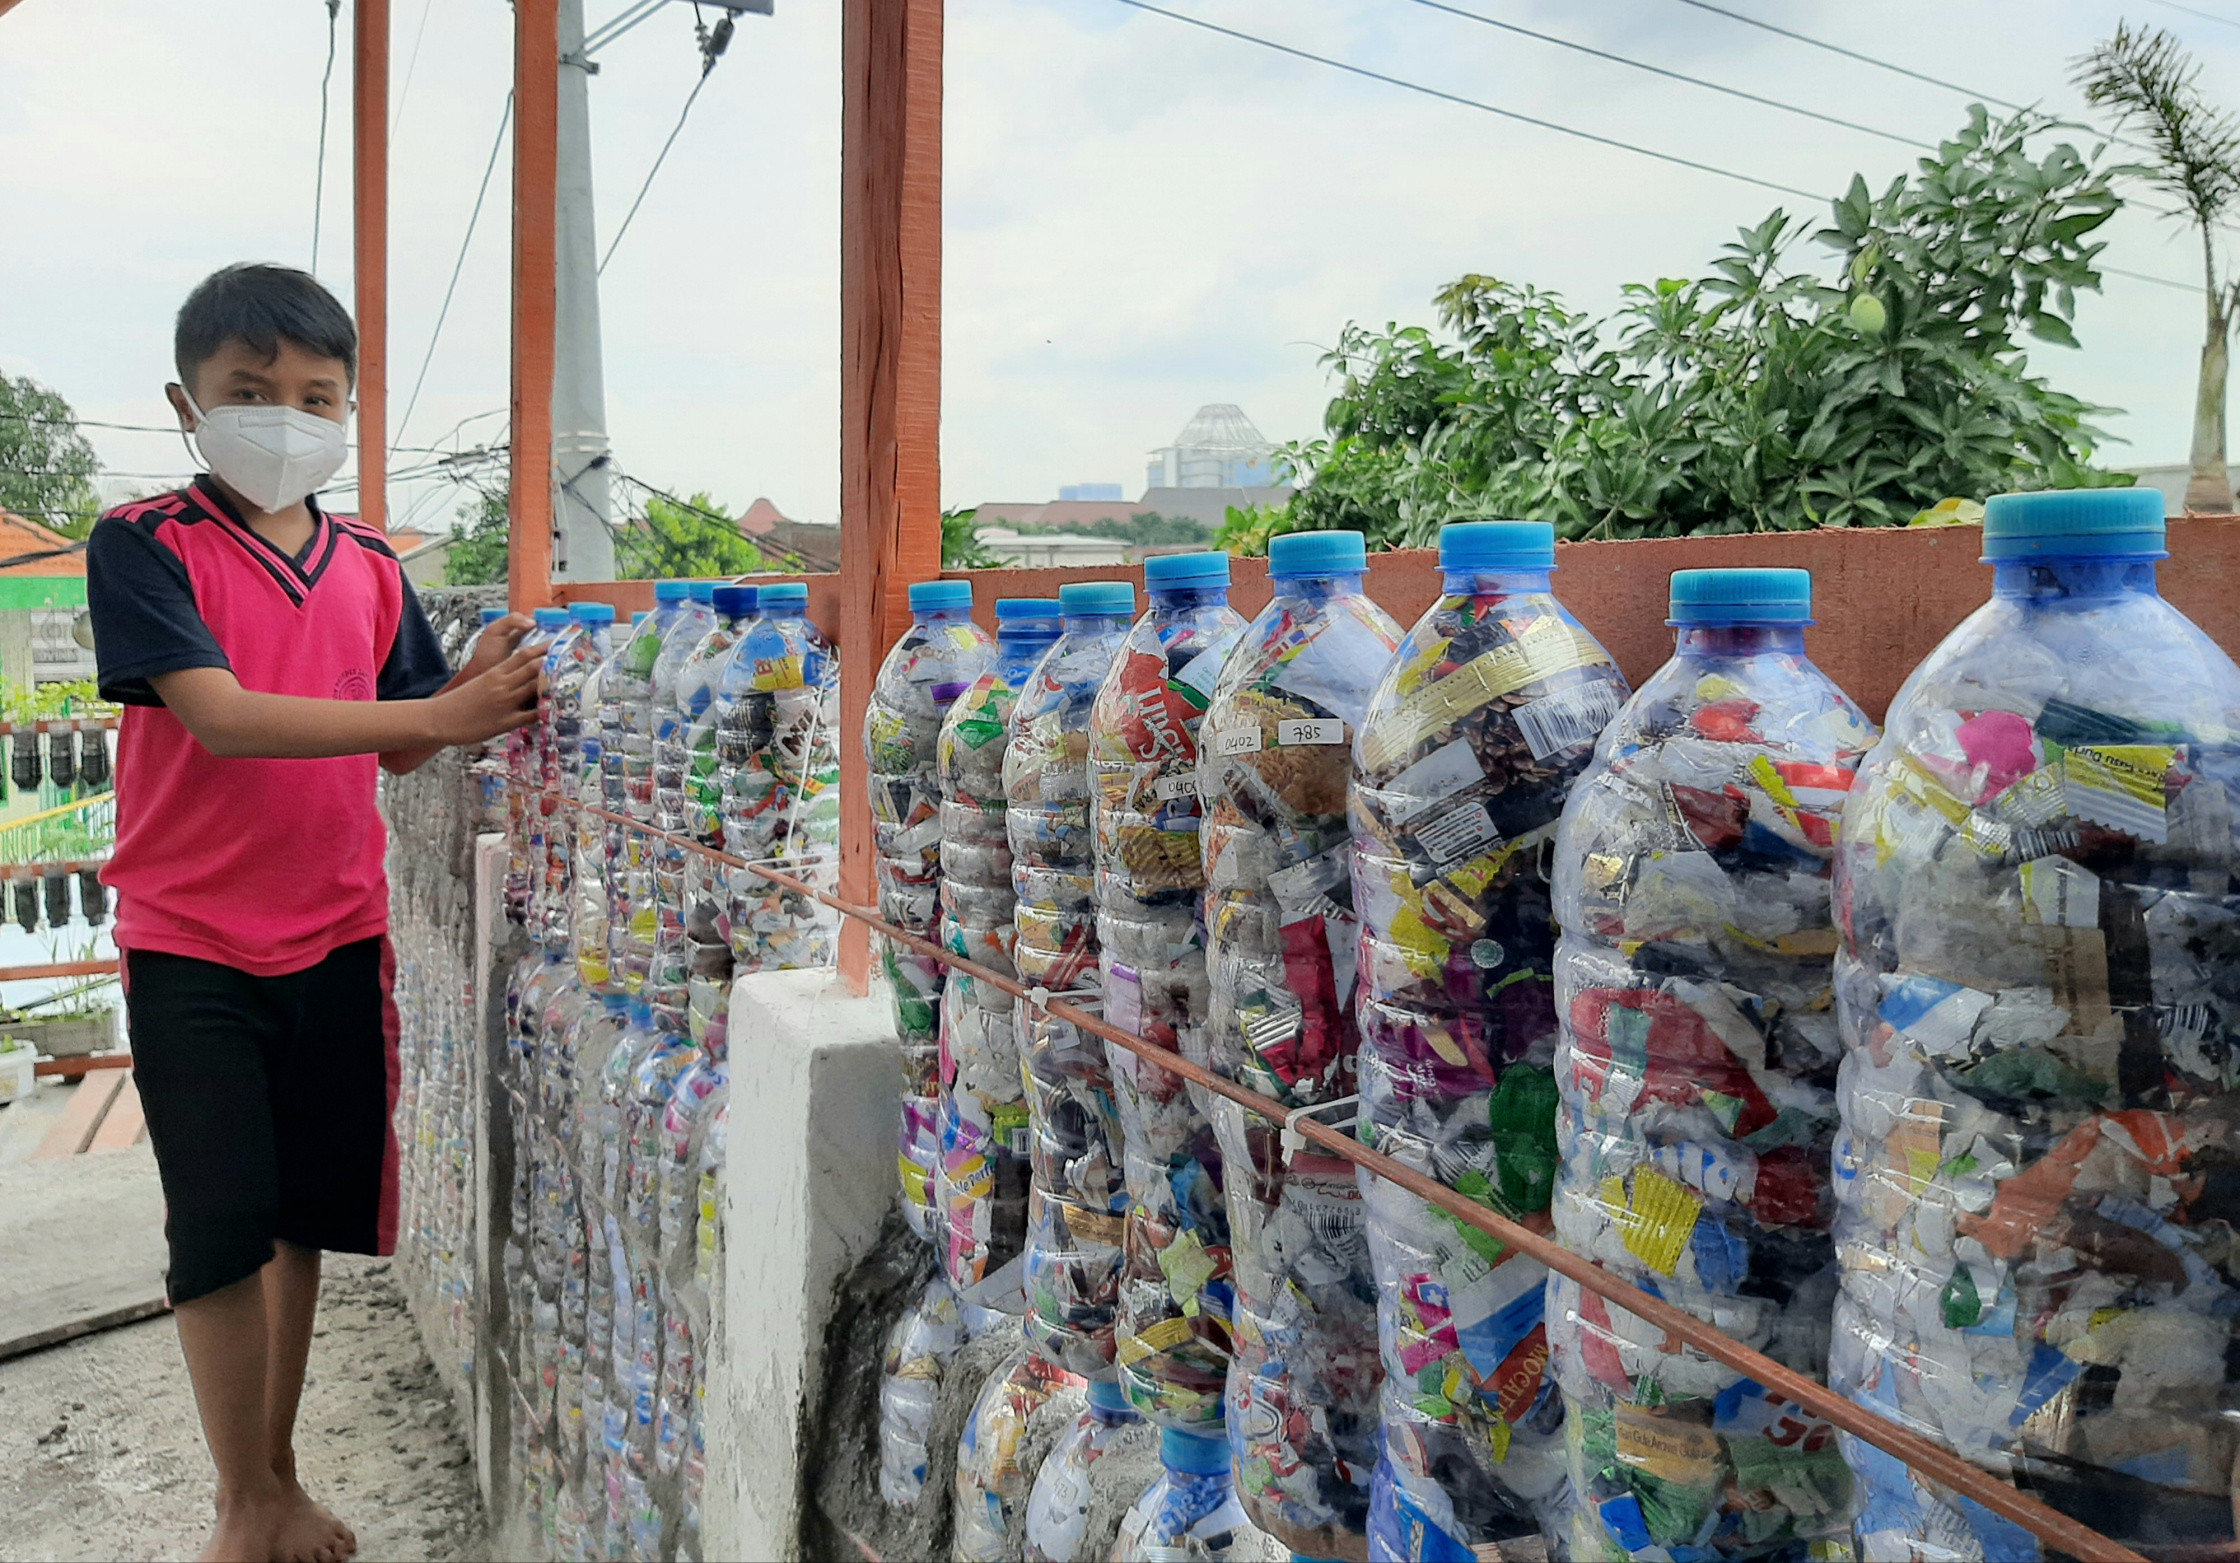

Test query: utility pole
[552,0,617,581]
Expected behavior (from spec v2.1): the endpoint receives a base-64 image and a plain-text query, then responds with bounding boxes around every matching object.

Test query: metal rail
[515,783,2149,1563]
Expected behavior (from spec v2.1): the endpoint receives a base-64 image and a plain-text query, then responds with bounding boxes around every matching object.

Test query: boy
[85,263,541,1563]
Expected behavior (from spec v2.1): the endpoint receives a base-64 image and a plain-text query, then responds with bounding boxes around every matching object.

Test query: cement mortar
[800,1209,942,1560]
[1051,1414,1162,1563]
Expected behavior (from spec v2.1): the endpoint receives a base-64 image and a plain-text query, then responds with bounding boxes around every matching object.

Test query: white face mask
[180,390,350,514]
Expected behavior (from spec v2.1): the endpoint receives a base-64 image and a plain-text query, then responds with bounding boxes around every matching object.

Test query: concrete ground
[0,1144,487,1563]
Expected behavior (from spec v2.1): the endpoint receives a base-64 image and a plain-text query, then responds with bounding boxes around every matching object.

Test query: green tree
[0,373,102,538]
[942,505,1001,568]
[441,490,511,586]
[615,492,764,580]
[2074,24,2240,512]
[1258,107,2128,553]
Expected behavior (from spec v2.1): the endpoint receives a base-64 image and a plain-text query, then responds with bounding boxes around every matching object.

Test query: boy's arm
[150,647,541,760]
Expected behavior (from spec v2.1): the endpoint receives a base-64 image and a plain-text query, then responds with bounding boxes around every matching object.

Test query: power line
[1107,0,1824,200]
[1406,0,1932,150]
[2143,0,2240,31]
[1662,0,2028,112]
[394,93,515,450]
[600,14,737,276]
[390,0,440,144]
[311,0,342,274]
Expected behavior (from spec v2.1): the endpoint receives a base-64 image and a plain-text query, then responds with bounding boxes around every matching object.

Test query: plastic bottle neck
[1990,556,2161,602]
[912,605,973,630]
[1145,584,1231,614]
[997,628,1060,652]
[1673,623,1807,656]
[1060,613,1125,636]
[1271,569,1367,606]
[1442,566,1554,597]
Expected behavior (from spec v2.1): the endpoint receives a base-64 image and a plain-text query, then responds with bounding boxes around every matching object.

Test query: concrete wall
[702,968,902,1563]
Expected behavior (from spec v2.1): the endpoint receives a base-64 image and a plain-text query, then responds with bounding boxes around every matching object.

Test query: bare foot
[200,1484,286,1563]
[271,1481,356,1563]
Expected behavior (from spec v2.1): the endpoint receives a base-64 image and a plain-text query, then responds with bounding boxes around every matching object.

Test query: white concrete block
[703,967,900,1563]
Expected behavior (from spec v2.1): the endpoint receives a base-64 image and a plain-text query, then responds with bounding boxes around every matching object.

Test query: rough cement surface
[799,1209,942,1561]
[1062,1416,1162,1563]
[0,1254,486,1563]
[0,1141,164,1328]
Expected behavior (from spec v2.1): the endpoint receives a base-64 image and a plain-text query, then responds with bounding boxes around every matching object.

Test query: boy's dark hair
[174,263,358,389]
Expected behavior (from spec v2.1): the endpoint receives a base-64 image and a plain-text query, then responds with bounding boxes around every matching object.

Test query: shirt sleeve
[377,579,453,701]
[85,516,232,707]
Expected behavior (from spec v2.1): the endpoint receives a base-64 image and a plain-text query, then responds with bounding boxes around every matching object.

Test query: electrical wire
[1406,0,1932,150]
[2142,0,2240,31]
[1661,0,2028,112]
[310,0,342,274]
[1108,0,1823,199]
[599,14,736,276]
[394,93,515,451]
[390,0,440,145]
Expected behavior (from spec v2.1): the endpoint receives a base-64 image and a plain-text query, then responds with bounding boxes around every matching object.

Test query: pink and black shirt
[86,477,451,976]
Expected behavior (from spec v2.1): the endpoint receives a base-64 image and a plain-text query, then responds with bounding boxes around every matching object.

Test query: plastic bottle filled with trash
[1197,528,1398,1560]
[1829,489,2240,1563]
[870,579,997,1242]
[1091,551,1246,1432]
[509,605,572,926]
[937,598,1065,1312]
[878,1275,969,1507]
[647,582,720,1030]
[1112,1426,1280,1561]
[1351,519,1632,1556]
[955,1340,1090,1562]
[719,581,842,971]
[1025,1376,1159,1562]
[1546,567,1875,1561]
[461,606,510,830]
[558,604,617,982]
[1012,580,1137,1378]
[531,606,586,947]
[606,582,691,1001]
[676,585,758,1037]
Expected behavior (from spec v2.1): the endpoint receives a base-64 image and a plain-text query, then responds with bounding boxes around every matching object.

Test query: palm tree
[2075,24,2240,512]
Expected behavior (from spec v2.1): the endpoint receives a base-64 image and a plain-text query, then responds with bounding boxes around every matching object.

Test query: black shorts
[123,936,400,1306]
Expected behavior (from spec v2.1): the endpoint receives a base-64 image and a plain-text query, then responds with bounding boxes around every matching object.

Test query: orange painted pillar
[838,0,946,993]
[353,0,390,532]
[509,0,560,611]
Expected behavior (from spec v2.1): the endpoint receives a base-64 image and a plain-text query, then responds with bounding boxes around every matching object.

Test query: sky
[4,0,2239,537]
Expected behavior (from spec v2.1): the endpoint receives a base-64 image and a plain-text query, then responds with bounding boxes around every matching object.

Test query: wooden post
[838,0,945,993]
[353,0,390,533]
[509,0,560,612]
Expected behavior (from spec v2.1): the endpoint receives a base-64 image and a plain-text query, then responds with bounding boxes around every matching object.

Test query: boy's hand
[428,643,543,745]
[461,612,535,682]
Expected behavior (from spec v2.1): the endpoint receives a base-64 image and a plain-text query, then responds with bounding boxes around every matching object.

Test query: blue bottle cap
[687,580,717,604]
[654,579,691,603]
[712,584,759,617]
[1982,487,2167,561]
[996,597,1063,623]
[602,992,629,1013]
[1668,568,1813,625]
[570,602,616,624]
[908,579,974,612]
[1059,581,1136,617]
[1142,551,1231,589]
[1085,1378,1133,1414]
[1269,529,1368,577]
[1160,1427,1229,1475]
[478,606,506,624]
[533,607,569,630]
[760,582,809,611]
[1440,520,1556,572]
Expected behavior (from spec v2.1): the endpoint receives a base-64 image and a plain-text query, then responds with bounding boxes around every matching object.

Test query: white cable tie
[1280,1094,1361,1165]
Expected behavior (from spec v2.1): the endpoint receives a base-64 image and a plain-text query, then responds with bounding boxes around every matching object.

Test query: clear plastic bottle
[648,581,721,1034]
[461,605,509,831]
[530,607,586,946]
[1198,528,1398,1558]
[869,579,997,1243]
[936,598,1064,1312]
[555,603,617,977]
[718,581,842,972]
[1548,568,1874,1561]
[1091,553,1246,1432]
[1830,490,2240,1563]
[606,583,690,1001]
[955,1343,1090,1562]
[508,605,571,926]
[1025,1376,1157,1563]
[1011,579,1137,1378]
[1351,520,1632,1556]
[878,1275,969,1507]
[1111,1427,1275,1561]
[677,585,759,1043]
